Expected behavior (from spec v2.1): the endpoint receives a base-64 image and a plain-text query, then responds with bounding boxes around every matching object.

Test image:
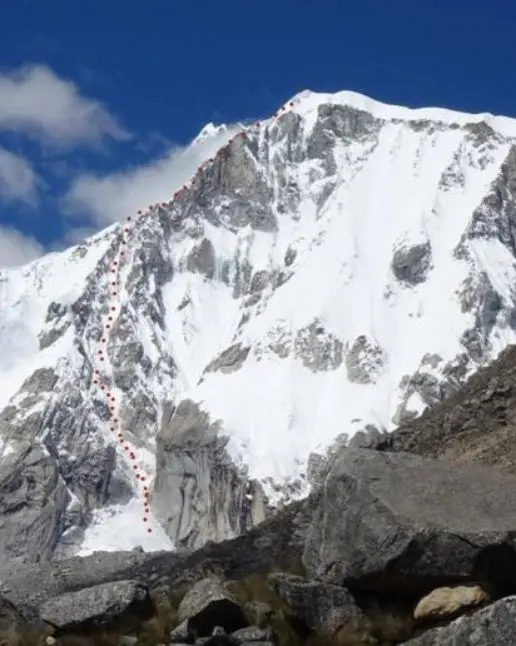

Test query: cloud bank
[0,226,43,268]
[0,147,39,205]
[0,64,129,147]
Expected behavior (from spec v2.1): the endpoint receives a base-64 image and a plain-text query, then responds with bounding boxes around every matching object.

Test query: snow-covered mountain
[3,89,516,563]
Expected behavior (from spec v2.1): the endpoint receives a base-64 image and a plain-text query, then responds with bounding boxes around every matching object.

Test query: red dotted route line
[91,96,300,534]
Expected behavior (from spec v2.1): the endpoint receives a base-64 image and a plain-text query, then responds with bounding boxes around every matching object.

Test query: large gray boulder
[39,580,153,632]
[303,448,516,594]
[267,573,368,636]
[178,577,248,637]
[401,595,516,645]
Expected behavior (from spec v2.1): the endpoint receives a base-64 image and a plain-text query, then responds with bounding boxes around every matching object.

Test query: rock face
[0,444,68,565]
[6,91,516,561]
[153,399,268,549]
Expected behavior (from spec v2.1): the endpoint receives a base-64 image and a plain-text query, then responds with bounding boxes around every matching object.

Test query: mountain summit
[2,89,516,562]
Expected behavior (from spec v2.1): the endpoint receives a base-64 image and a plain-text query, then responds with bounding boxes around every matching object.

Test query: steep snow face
[159,93,516,507]
[3,90,516,559]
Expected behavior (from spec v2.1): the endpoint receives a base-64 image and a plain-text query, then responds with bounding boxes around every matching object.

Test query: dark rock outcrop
[391,242,432,286]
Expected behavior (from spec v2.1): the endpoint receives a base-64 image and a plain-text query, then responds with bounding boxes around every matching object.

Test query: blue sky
[1,0,515,267]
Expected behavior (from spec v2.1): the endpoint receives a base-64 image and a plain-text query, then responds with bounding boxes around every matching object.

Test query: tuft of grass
[137,596,178,645]
[363,599,414,645]
[0,626,50,646]
[56,632,125,646]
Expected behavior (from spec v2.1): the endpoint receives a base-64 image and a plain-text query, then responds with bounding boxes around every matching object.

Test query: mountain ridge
[2,88,516,561]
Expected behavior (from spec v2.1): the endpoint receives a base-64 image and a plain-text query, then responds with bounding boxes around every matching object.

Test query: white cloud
[0,65,129,146]
[0,147,39,205]
[0,226,43,268]
[63,123,242,226]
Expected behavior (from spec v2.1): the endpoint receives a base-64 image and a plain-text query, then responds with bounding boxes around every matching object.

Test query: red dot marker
[147,528,152,534]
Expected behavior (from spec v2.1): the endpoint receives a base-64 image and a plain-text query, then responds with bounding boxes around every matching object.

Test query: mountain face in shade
[3,89,516,562]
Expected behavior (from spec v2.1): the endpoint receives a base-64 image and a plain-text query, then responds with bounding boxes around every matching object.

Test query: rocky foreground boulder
[303,448,516,595]
[39,581,154,634]
[401,595,516,645]
[2,447,516,645]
